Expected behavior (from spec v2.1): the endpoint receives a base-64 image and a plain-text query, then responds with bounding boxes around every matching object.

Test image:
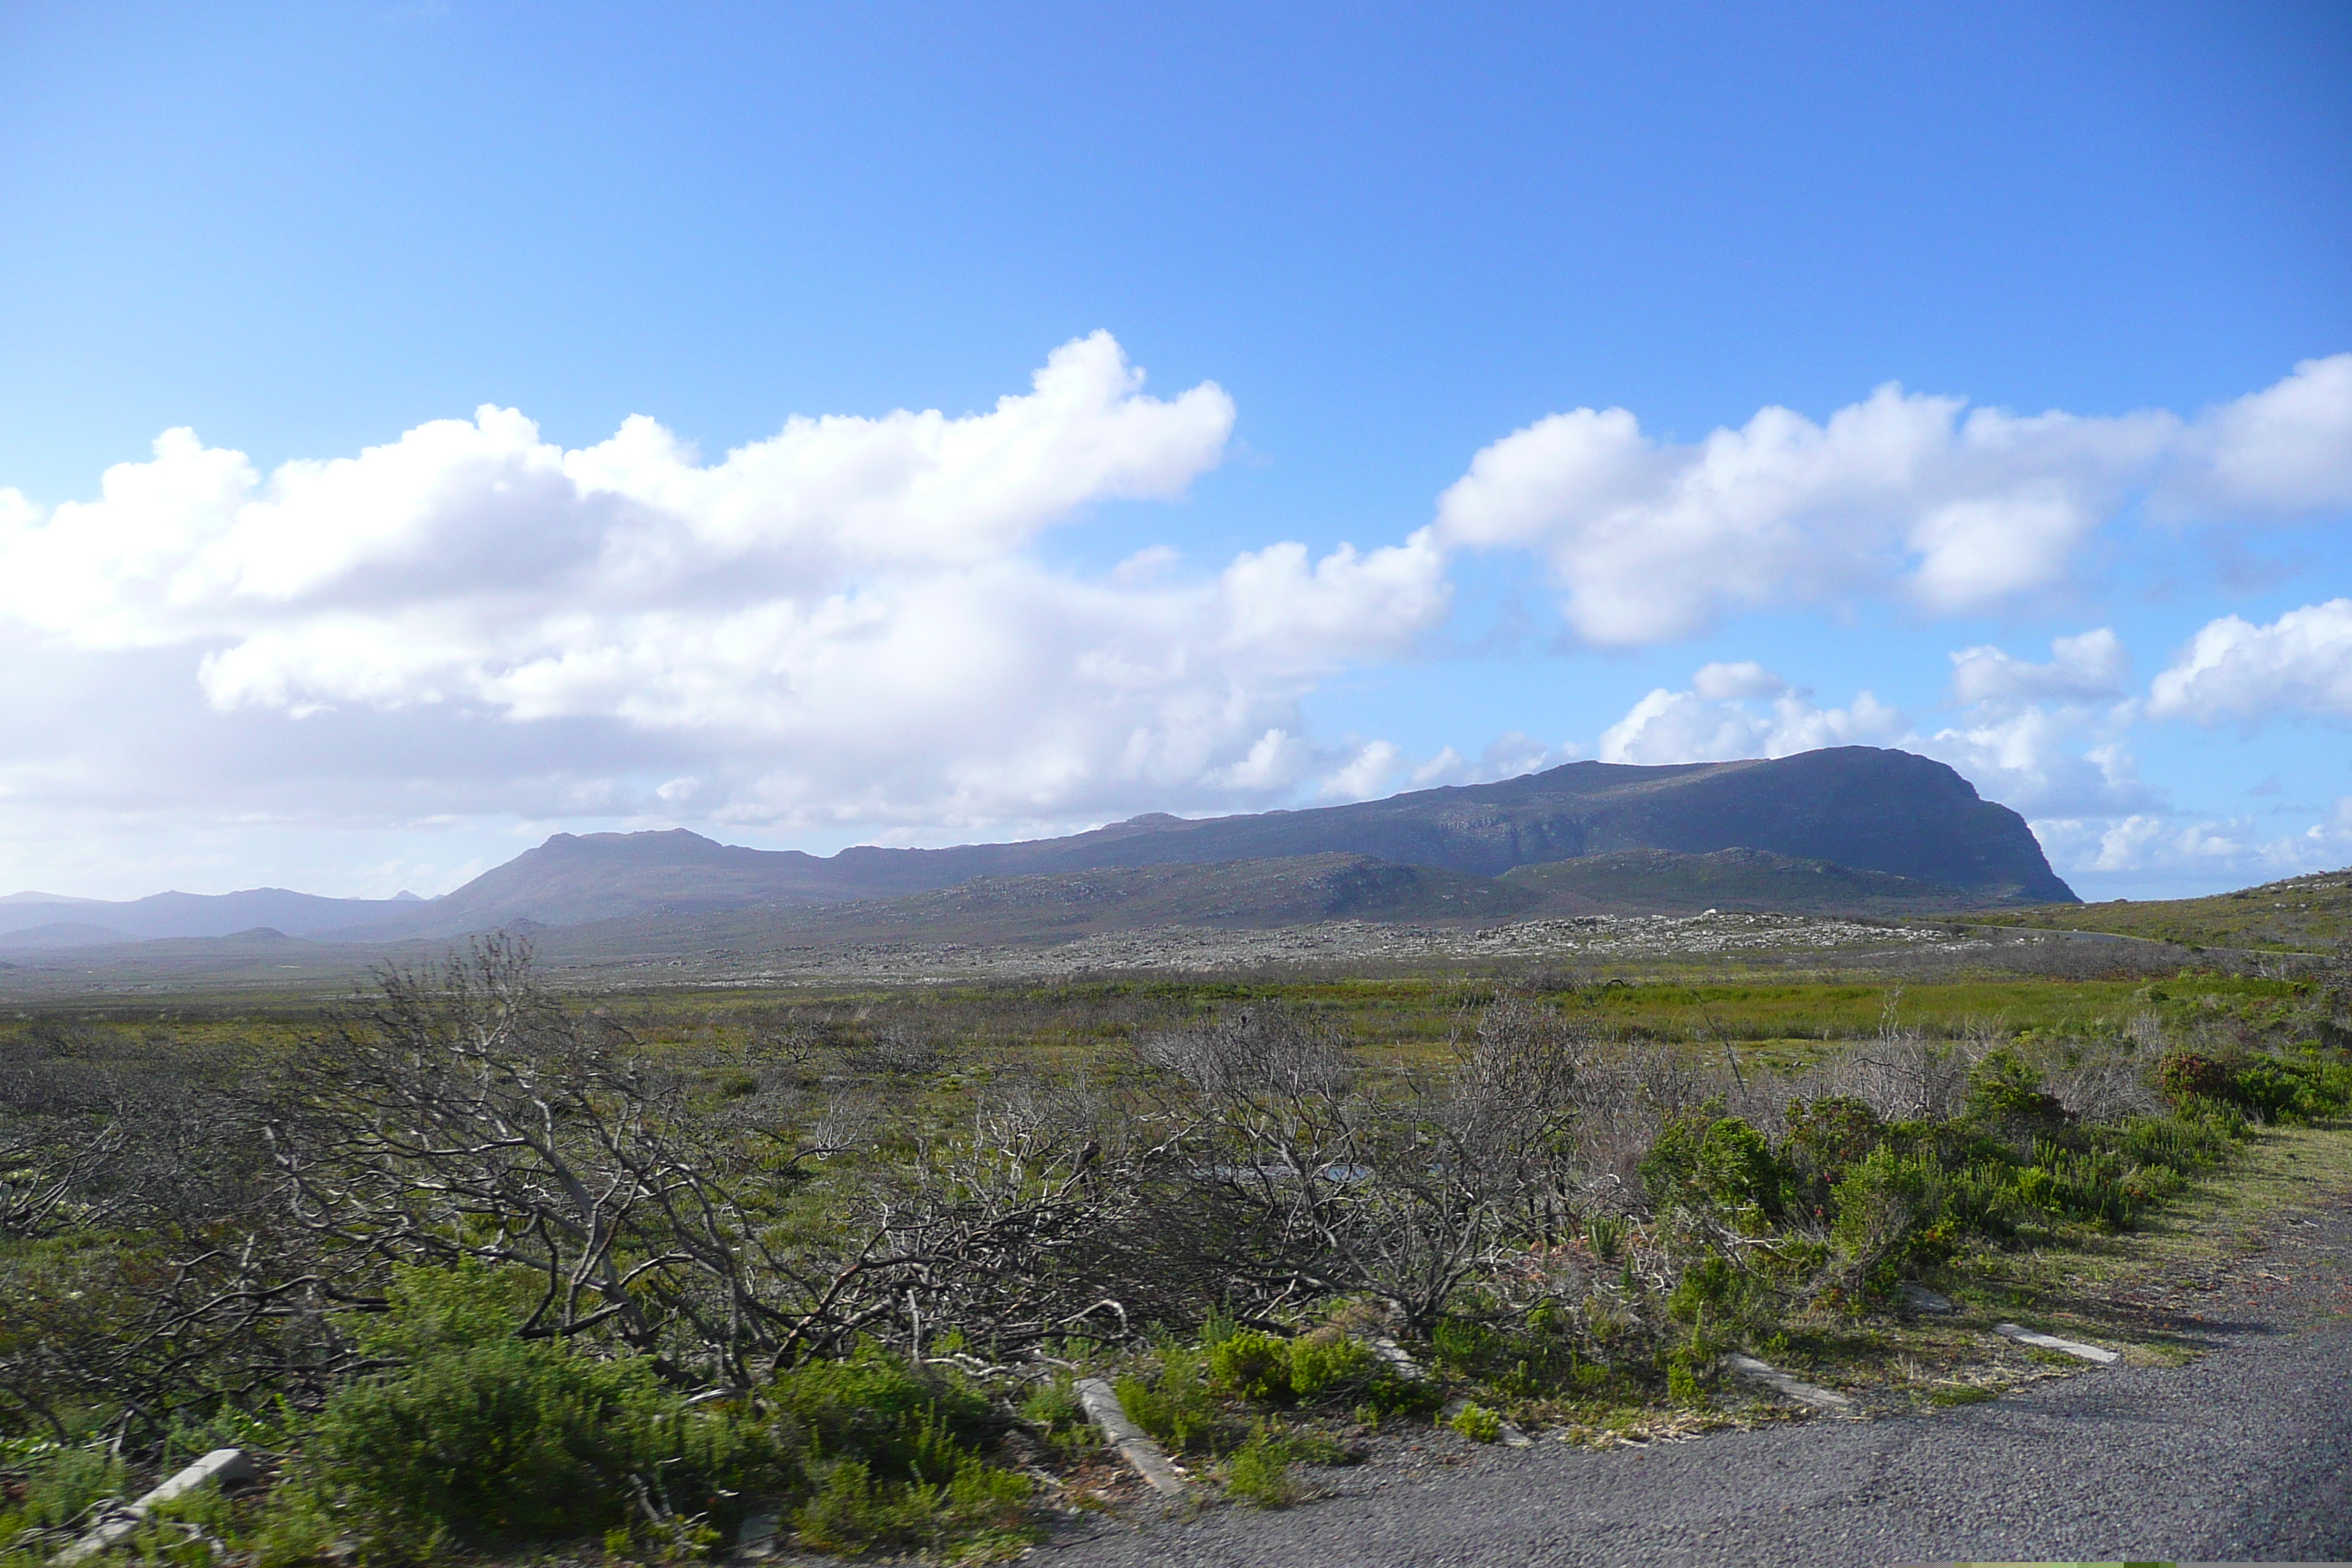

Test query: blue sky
[1,1,2348,902]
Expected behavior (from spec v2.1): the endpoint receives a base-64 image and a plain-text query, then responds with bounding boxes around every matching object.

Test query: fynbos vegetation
[1,938,2347,1561]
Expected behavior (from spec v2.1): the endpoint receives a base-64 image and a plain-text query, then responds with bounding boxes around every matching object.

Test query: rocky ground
[578,910,1977,987]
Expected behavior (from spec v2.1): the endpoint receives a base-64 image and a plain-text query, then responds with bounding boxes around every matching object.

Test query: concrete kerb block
[1074,1376,1190,1497]
[1722,1354,1852,1411]
[57,1447,257,1566]
[1992,1322,2118,1364]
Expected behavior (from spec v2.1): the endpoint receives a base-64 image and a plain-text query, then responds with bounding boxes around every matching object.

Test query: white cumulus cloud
[0,333,1454,840]
[2157,354,2352,518]
[1918,709,2145,819]
[2051,803,2352,881]
[2147,599,2352,724]
[1949,628,2130,708]
[1597,668,1906,766]
[1691,660,1788,701]
[1431,355,2352,647]
[1407,731,1584,790]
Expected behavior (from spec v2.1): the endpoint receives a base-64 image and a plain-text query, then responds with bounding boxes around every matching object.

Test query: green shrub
[1965,1047,2071,1125]
[1207,1330,1295,1404]
[2226,1052,2352,1122]
[1643,1114,1784,1218]
[1356,1362,1443,1419]
[1665,1354,1705,1409]
[1447,1403,1504,1443]
[768,1343,1033,1556]
[1017,1376,1082,1431]
[1782,1096,1885,1194]
[1115,1349,1229,1455]
[1284,1331,1374,1400]
[134,1477,250,1563]
[794,1459,921,1552]
[771,1340,994,1477]
[1224,1426,1300,1507]
[0,1441,127,1548]
[1828,1145,1948,1283]
[266,1264,793,1563]
[791,1444,1032,1556]
[1431,1315,1504,1372]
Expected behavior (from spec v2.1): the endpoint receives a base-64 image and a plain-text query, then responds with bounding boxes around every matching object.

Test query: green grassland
[17,965,2318,1086]
[581,968,2318,1072]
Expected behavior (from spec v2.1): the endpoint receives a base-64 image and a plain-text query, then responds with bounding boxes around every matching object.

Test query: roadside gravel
[1037,1192,2352,1567]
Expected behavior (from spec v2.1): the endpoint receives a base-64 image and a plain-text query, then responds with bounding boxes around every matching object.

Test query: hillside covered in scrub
[1964,868,2352,954]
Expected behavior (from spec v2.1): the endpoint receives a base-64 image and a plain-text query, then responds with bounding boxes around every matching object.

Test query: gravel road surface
[1039,1201,2352,1567]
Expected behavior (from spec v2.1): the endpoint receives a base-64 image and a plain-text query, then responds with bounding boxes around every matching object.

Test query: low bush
[1641,1112,1784,1220]
[0,1440,129,1562]
[1116,1347,1232,1455]
[1223,1425,1300,1507]
[1203,1324,1384,1409]
[791,1431,1031,1556]
[773,1343,1035,1556]
[2158,1049,2236,1107]
[1207,1330,1295,1404]
[771,1340,995,1479]
[2160,1046,2352,1122]
[1965,1047,2074,1126]
[1828,1145,1948,1275]
[1016,1373,1094,1460]
[1447,1403,1504,1443]
[1285,1329,1376,1399]
[261,1265,794,1564]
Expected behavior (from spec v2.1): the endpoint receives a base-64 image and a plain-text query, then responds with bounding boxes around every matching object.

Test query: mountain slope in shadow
[526,847,1997,963]
[1499,848,1981,918]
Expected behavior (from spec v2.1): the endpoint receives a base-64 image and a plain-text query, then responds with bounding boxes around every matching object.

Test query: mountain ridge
[3,747,2077,945]
[329,745,2070,938]
[0,886,430,943]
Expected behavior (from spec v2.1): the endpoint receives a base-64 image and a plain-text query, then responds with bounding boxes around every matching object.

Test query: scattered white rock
[1368,1336,1430,1380]
[633,908,1978,986]
[1993,1322,2118,1363]
[1902,1283,1954,1313]
[1723,1353,1852,1411]
[1074,1376,1189,1496]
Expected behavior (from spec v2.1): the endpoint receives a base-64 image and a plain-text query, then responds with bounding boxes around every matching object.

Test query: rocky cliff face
[848,747,2073,902]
